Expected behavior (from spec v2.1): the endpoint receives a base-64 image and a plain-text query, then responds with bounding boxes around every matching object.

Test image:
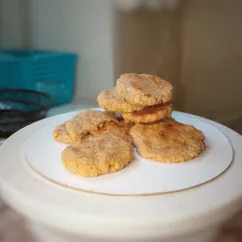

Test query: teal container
[0,50,78,105]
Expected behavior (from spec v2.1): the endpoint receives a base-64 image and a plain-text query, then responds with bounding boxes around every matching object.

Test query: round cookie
[116,73,173,106]
[122,103,172,124]
[97,89,144,112]
[129,119,205,163]
[66,110,118,142]
[52,122,72,143]
[62,133,134,177]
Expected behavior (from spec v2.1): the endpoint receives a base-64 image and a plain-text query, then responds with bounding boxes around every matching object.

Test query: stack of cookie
[98,73,205,163]
[98,73,173,124]
[53,73,205,177]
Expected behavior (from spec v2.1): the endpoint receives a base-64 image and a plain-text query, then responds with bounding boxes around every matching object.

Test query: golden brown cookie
[129,119,205,163]
[118,118,134,131]
[90,120,133,143]
[97,89,145,112]
[116,73,173,106]
[66,110,118,142]
[62,133,134,177]
[122,103,172,123]
[52,122,72,143]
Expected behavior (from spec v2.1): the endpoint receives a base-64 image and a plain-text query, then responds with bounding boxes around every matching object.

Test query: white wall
[0,0,28,48]
[29,0,116,102]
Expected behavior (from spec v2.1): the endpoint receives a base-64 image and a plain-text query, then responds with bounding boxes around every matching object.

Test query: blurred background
[1,0,242,133]
[0,0,242,241]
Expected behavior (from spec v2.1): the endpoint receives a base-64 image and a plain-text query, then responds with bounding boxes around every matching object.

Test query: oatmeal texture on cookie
[129,119,205,163]
[122,103,172,123]
[116,73,173,106]
[97,89,145,112]
[65,110,118,142]
[62,133,134,177]
[52,122,72,143]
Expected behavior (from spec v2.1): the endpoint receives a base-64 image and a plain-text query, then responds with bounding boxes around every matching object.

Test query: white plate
[22,110,233,196]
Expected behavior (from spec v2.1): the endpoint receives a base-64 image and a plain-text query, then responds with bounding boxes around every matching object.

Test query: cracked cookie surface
[65,110,118,142]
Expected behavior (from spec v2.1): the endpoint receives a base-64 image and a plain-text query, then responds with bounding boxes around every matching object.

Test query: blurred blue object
[0,50,78,105]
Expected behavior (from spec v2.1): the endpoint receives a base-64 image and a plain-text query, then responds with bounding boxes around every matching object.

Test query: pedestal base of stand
[28,220,219,242]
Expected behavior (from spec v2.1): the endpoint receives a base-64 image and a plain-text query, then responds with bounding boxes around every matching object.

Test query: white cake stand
[0,110,242,242]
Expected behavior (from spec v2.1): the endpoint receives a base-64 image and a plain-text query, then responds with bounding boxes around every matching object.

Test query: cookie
[66,110,118,142]
[52,122,72,143]
[90,121,133,143]
[116,73,173,106]
[129,119,205,163]
[118,117,134,131]
[62,133,134,177]
[97,89,145,112]
[122,103,172,123]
